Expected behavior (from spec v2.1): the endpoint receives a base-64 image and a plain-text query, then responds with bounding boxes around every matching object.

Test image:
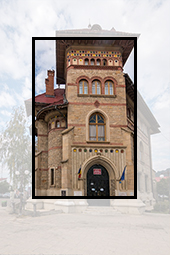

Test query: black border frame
[32,37,137,200]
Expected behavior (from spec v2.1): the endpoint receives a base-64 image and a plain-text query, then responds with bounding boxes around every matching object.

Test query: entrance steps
[83,206,121,215]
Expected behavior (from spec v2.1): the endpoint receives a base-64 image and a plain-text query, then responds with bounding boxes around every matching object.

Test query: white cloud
[0,110,12,117]
[22,77,32,100]
[0,91,16,108]
[35,69,47,95]
[0,0,169,172]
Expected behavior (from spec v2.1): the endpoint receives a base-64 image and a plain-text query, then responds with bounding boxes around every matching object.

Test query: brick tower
[35,27,137,197]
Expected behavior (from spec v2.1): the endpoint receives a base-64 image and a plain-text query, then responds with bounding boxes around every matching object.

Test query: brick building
[34,34,136,197]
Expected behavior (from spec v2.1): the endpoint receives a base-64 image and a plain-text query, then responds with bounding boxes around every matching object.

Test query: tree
[1,106,32,190]
[157,178,170,198]
[0,181,10,193]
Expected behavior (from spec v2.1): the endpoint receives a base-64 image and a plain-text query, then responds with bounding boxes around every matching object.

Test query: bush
[153,200,170,214]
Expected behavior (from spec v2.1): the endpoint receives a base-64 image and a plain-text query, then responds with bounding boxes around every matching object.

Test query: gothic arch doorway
[87,164,109,197]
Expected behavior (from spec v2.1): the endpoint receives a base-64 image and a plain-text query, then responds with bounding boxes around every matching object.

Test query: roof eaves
[36,102,68,120]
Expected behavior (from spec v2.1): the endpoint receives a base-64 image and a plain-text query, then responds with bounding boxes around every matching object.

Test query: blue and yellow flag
[119,166,126,183]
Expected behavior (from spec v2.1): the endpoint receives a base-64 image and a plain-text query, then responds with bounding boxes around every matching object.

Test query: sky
[0,0,170,177]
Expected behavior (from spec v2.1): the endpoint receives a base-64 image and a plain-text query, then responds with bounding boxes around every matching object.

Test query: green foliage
[1,106,32,189]
[157,178,170,197]
[0,181,10,193]
[153,200,170,214]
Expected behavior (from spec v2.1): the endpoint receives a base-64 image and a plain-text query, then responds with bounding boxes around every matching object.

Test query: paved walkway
[0,206,170,255]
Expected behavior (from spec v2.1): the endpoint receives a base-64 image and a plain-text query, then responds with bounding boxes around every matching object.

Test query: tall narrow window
[91,59,95,65]
[55,120,60,128]
[105,81,114,95]
[103,59,107,66]
[89,113,105,141]
[92,80,101,94]
[51,168,54,185]
[85,58,89,65]
[96,59,101,66]
[79,80,88,94]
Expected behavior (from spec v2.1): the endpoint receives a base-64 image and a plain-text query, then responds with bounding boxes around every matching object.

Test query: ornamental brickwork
[35,39,135,197]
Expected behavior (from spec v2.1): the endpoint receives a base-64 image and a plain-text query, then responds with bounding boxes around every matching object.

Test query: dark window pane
[89,115,96,123]
[97,115,104,123]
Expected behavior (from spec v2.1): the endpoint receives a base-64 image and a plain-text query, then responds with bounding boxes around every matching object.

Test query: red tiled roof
[155,176,169,182]
[35,88,65,105]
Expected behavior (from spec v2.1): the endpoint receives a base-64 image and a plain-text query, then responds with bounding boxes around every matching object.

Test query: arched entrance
[87,164,109,197]
[82,155,117,198]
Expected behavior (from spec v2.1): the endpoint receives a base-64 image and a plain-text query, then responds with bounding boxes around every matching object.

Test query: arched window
[55,120,60,128]
[96,59,101,66]
[103,59,107,66]
[91,59,95,65]
[85,58,89,65]
[79,80,88,94]
[105,81,114,95]
[89,113,105,141]
[92,80,101,94]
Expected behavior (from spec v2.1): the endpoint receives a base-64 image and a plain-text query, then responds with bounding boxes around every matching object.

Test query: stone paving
[0,206,170,255]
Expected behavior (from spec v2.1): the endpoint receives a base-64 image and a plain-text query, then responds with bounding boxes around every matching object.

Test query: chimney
[45,70,55,97]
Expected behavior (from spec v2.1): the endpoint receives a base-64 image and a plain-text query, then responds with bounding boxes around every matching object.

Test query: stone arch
[76,76,90,94]
[86,108,110,142]
[82,155,118,196]
[103,76,117,95]
[90,76,103,84]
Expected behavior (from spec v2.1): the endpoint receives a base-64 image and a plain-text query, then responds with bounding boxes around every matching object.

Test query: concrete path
[0,207,170,255]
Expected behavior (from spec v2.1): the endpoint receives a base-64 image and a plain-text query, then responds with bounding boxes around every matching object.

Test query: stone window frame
[77,76,90,94]
[70,56,115,67]
[103,76,117,95]
[104,80,114,95]
[77,76,117,96]
[79,79,89,94]
[92,79,102,95]
[67,53,124,68]
[86,109,110,143]
[89,112,106,141]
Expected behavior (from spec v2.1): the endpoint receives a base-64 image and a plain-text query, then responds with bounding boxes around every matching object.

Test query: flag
[119,166,126,183]
[78,167,82,179]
